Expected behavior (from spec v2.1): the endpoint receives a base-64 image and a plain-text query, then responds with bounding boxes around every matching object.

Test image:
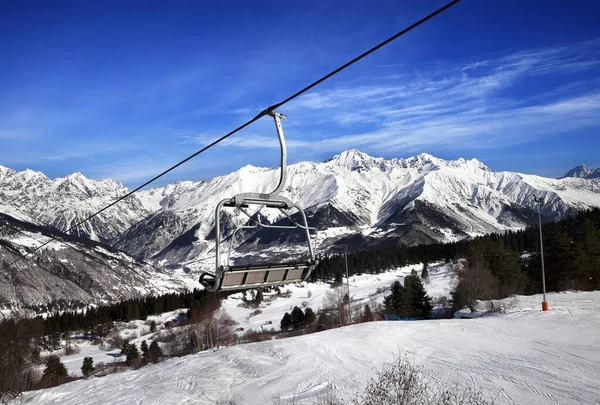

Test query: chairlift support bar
[199,112,319,292]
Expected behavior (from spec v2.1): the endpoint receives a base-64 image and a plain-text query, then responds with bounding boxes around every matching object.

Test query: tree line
[315,208,600,296]
[0,288,225,398]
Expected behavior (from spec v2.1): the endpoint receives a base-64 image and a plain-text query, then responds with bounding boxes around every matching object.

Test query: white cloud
[211,40,600,156]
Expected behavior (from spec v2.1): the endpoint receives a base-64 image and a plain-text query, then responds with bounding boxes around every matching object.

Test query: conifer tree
[421,262,429,282]
[140,340,149,359]
[81,356,94,377]
[384,281,405,315]
[280,312,293,331]
[149,340,162,364]
[400,270,433,318]
[42,355,68,387]
[290,306,306,329]
[121,341,140,366]
[304,307,316,325]
[363,304,373,321]
[126,343,140,366]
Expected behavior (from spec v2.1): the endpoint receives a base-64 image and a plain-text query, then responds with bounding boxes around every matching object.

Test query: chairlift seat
[199,261,314,291]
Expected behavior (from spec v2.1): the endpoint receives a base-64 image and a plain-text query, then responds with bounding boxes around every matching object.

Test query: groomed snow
[222,262,453,333]
[12,291,600,405]
[45,263,448,377]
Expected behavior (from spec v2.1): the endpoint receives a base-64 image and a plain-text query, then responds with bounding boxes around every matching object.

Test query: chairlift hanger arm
[268,111,288,197]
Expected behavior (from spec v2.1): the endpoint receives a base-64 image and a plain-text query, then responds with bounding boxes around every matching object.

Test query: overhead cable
[3,0,462,269]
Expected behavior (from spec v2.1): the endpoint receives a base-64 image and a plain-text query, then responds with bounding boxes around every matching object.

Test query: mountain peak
[400,154,490,172]
[65,172,88,181]
[19,168,49,182]
[407,153,438,167]
[325,149,372,162]
[0,165,16,180]
[323,150,492,173]
[324,149,378,171]
[564,164,600,179]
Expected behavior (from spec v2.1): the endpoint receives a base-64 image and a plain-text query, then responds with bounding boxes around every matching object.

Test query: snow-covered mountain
[0,213,186,311]
[0,166,152,243]
[2,152,600,276]
[563,164,600,179]
[113,150,600,272]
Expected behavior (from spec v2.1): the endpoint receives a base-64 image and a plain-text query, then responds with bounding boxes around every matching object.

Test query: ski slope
[47,262,451,377]
[222,262,453,332]
[12,291,600,405]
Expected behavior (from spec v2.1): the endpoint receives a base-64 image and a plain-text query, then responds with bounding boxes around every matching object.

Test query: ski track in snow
[11,291,600,405]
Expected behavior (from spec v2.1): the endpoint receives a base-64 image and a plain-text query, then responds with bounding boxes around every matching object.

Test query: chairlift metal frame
[199,111,319,292]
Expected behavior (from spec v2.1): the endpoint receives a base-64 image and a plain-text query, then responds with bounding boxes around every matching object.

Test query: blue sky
[1,0,599,187]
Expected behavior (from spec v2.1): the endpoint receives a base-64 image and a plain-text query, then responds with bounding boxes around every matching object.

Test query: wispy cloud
[198,40,600,157]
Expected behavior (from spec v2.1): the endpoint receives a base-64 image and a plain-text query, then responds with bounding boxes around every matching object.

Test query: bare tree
[353,355,493,405]
[353,355,428,405]
[322,286,349,326]
[195,309,237,350]
[451,259,499,313]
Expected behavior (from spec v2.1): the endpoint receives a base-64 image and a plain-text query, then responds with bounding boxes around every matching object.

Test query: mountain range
[0,212,186,313]
[1,151,599,309]
[563,164,600,179]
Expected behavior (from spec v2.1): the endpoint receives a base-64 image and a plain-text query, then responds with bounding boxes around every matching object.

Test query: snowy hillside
[31,262,452,380]
[0,213,187,310]
[222,262,453,332]
[12,290,600,405]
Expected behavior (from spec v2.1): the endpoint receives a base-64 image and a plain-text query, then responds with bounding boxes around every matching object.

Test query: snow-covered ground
[12,290,600,405]
[47,263,450,377]
[54,311,185,377]
[222,262,452,332]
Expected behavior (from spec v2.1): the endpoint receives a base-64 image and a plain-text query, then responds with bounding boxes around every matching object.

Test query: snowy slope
[221,262,453,332]
[29,263,450,377]
[13,291,600,405]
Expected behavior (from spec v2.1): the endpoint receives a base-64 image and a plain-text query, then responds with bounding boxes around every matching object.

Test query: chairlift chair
[199,111,319,292]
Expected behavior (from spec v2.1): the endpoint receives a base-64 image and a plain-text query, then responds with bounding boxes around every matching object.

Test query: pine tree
[121,341,130,357]
[81,356,94,377]
[421,262,429,282]
[149,320,157,333]
[400,270,433,319]
[149,340,162,364]
[42,355,68,387]
[304,307,316,325]
[280,312,293,331]
[126,343,140,366]
[363,304,373,322]
[383,281,405,315]
[140,340,149,359]
[121,341,140,366]
[290,306,306,329]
